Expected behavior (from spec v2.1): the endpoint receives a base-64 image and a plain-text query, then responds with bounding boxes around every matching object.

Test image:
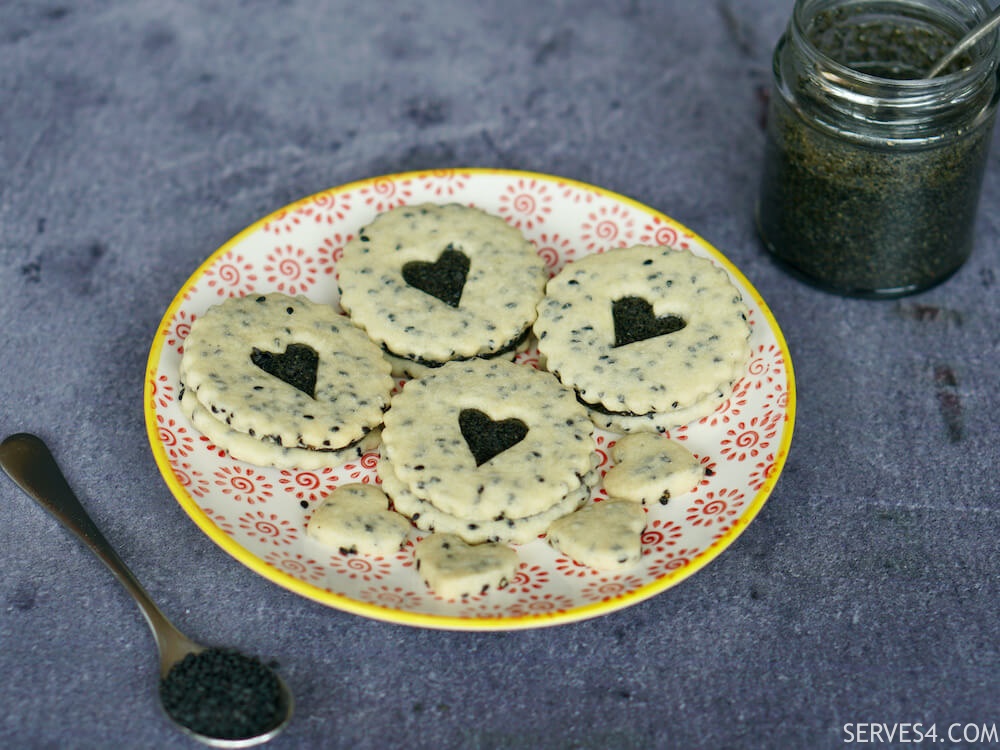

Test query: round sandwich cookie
[337,203,547,374]
[380,358,595,522]
[534,245,751,430]
[180,293,394,452]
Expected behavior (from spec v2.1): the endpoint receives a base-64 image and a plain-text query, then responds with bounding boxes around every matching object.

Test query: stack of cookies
[178,293,395,469]
[378,358,598,545]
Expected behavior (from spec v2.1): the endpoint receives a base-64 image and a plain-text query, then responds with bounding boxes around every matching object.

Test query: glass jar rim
[790,0,999,93]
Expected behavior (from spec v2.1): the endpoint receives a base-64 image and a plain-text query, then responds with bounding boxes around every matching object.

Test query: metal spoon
[926,4,1000,77]
[0,433,293,747]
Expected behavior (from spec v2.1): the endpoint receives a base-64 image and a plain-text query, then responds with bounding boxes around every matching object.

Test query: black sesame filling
[577,393,652,419]
[577,388,725,419]
[250,343,319,399]
[400,245,470,308]
[382,326,532,369]
[611,296,686,348]
[458,408,529,466]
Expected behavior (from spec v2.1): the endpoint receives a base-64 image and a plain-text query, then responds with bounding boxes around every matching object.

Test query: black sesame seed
[159,648,283,741]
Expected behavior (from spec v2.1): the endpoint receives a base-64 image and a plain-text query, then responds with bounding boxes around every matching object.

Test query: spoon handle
[0,433,197,670]
[927,4,1000,77]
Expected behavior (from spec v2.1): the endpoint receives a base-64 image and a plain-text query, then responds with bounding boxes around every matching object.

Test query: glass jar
[756,0,1000,298]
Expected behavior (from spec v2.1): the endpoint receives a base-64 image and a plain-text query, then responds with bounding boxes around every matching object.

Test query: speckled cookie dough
[534,245,751,424]
[180,293,394,451]
[380,455,599,545]
[380,358,595,521]
[337,203,547,371]
[306,483,411,556]
[413,533,520,599]
[603,433,704,505]
[546,500,648,571]
[178,381,380,469]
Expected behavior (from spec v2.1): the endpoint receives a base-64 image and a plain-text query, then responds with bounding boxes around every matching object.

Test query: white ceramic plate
[144,168,795,630]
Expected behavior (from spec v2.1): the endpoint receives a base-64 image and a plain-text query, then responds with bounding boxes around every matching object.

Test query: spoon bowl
[0,433,293,747]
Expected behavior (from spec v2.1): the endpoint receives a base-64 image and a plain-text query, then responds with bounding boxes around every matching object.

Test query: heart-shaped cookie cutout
[414,533,519,599]
[401,245,470,307]
[306,484,410,556]
[459,408,528,466]
[603,432,704,505]
[612,296,686,348]
[546,500,647,571]
[250,343,319,398]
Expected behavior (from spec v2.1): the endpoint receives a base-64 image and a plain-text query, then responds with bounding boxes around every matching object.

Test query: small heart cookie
[546,500,647,571]
[413,533,519,599]
[602,433,704,505]
[307,484,411,556]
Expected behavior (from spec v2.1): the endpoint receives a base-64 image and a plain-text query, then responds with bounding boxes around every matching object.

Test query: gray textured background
[1,1,997,748]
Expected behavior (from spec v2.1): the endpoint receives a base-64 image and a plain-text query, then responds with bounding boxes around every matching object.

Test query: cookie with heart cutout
[534,245,751,431]
[380,358,595,522]
[179,292,394,452]
[337,203,548,375]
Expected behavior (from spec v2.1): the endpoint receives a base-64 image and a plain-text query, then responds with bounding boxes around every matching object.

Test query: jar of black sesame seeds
[756,0,1000,298]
